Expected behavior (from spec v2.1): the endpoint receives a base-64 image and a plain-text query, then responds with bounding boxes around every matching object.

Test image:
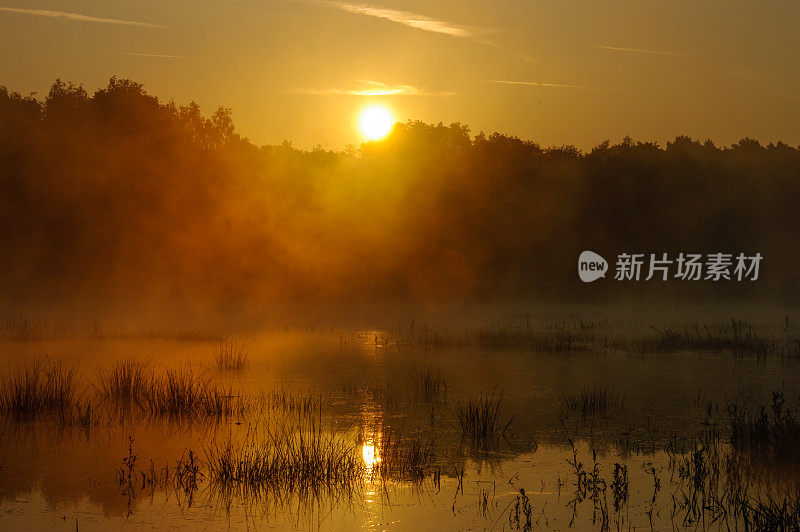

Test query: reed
[728,390,800,465]
[0,315,67,340]
[261,386,320,415]
[205,416,361,497]
[138,367,248,420]
[396,319,626,352]
[90,322,226,341]
[740,494,800,530]
[407,365,446,402]
[641,319,779,356]
[558,385,626,418]
[393,318,799,358]
[454,391,513,445]
[374,426,435,483]
[96,359,151,403]
[214,341,249,370]
[0,358,77,416]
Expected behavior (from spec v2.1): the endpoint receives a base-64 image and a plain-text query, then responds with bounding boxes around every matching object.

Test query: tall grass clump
[558,385,626,418]
[665,418,800,530]
[0,359,77,416]
[728,391,800,466]
[214,341,249,371]
[374,426,435,483]
[740,495,800,530]
[139,367,247,420]
[97,359,151,403]
[262,386,320,415]
[454,391,514,445]
[205,416,361,498]
[407,366,446,402]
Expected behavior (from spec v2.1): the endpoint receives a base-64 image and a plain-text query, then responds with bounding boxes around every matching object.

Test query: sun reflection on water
[362,442,380,468]
[360,397,385,513]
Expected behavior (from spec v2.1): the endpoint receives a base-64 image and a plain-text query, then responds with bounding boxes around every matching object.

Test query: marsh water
[1,323,799,530]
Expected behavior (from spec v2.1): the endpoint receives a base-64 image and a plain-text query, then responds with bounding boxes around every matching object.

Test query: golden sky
[2,0,799,149]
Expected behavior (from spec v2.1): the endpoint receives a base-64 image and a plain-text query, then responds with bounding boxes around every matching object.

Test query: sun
[359,105,393,140]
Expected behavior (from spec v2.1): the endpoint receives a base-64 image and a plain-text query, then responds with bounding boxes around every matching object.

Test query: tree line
[2,78,799,320]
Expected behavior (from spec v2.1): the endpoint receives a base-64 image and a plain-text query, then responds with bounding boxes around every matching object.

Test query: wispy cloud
[316,1,474,38]
[310,1,540,63]
[292,81,454,96]
[0,7,167,28]
[485,80,588,89]
[595,45,688,57]
[111,52,181,59]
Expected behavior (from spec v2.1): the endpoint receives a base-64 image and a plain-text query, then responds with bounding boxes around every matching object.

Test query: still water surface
[0,330,797,530]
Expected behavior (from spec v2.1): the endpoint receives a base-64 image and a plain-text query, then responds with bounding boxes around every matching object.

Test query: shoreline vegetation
[3,314,799,358]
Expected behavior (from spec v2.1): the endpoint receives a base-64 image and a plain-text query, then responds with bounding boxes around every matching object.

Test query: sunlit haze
[2,1,799,149]
[358,105,393,140]
[3,3,800,531]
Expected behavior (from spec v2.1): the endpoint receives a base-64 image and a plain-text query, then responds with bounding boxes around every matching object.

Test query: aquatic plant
[407,365,446,402]
[204,416,361,498]
[374,425,435,483]
[0,358,77,416]
[558,385,626,418]
[96,359,151,403]
[453,390,514,445]
[138,367,248,420]
[214,340,249,370]
[640,319,781,357]
[728,390,800,466]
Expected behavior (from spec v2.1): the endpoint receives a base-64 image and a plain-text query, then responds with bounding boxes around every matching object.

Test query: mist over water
[3,79,800,326]
[2,79,800,530]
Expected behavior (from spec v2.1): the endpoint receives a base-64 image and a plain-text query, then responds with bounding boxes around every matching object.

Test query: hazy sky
[2,0,799,149]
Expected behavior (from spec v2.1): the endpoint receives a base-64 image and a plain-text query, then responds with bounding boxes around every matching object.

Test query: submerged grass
[138,367,249,420]
[0,357,321,427]
[740,495,800,530]
[337,380,401,409]
[0,358,100,429]
[96,359,151,403]
[464,320,623,352]
[261,386,321,415]
[205,415,361,498]
[660,391,800,530]
[395,319,626,353]
[454,391,514,446]
[728,390,800,466]
[640,318,800,357]
[90,323,225,342]
[558,385,626,418]
[407,366,446,402]
[0,315,68,340]
[0,358,77,416]
[2,335,799,529]
[371,424,437,484]
[391,317,800,358]
[94,360,252,421]
[214,341,249,370]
